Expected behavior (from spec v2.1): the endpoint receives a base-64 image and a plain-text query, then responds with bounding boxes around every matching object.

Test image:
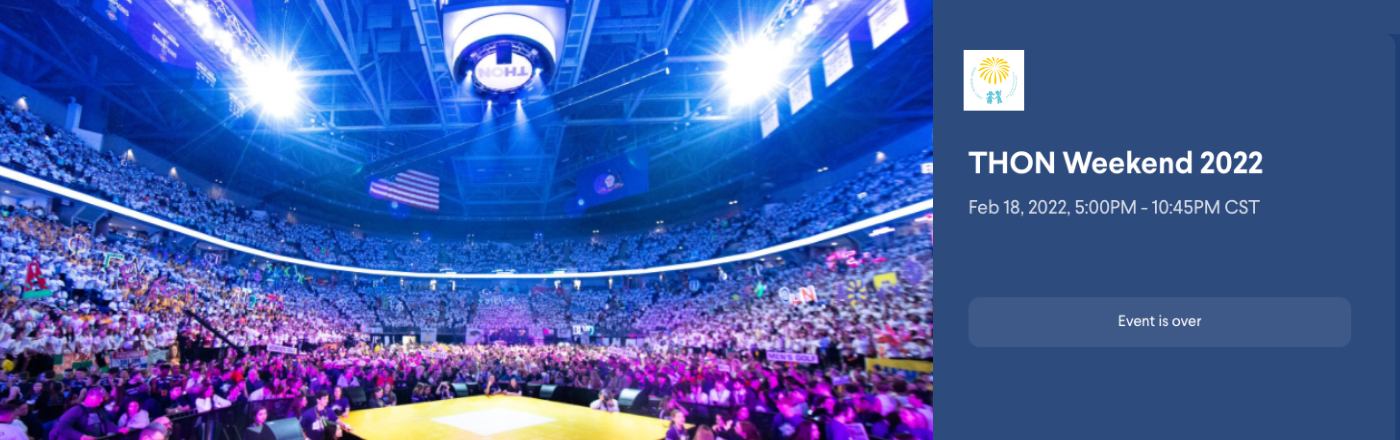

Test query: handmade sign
[65,236,91,254]
[24,258,45,290]
[766,352,819,364]
[267,345,299,355]
[102,253,124,268]
[608,346,637,358]
[872,272,899,290]
[111,350,149,369]
[839,280,869,306]
[901,258,926,285]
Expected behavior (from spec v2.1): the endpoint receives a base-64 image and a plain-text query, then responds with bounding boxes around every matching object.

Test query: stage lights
[723,38,795,105]
[242,60,302,118]
[171,0,304,118]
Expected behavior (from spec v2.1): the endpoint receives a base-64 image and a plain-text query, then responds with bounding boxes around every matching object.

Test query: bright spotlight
[723,39,794,105]
[185,2,212,28]
[215,29,234,51]
[229,49,248,69]
[243,60,302,117]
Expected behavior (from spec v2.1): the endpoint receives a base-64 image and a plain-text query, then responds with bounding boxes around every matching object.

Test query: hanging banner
[421,330,437,343]
[867,0,909,49]
[789,73,813,114]
[767,352,820,364]
[823,36,854,86]
[760,101,780,138]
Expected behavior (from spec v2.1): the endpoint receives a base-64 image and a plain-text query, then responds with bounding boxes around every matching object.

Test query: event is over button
[968,297,1351,347]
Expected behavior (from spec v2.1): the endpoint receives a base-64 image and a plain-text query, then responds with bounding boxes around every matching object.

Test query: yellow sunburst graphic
[978,57,1010,84]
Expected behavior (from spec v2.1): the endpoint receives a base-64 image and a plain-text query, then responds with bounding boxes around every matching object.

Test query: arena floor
[341,395,678,440]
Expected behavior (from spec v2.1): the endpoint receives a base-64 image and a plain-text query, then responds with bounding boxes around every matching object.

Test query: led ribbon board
[0,165,930,279]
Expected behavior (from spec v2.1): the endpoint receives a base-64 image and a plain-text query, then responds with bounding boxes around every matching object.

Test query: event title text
[968,151,1263,175]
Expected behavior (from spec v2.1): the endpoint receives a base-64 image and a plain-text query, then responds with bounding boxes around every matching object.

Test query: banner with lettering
[863,358,933,381]
[766,352,820,364]
[267,345,299,355]
[54,353,96,373]
[111,350,149,369]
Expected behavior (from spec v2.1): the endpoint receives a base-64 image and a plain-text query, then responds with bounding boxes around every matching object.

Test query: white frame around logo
[963,50,1024,111]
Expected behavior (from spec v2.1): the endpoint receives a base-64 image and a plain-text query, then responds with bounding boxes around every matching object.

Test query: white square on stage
[432,408,556,435]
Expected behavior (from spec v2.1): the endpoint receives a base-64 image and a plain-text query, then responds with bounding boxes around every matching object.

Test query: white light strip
[0,165,930,279]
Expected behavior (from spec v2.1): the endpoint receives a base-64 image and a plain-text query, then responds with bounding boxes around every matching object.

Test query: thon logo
[474,52,536,92]
[479,66,532,78]
[963,50,1024,111]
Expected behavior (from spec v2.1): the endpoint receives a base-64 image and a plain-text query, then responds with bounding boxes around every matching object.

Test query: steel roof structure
[0,0,930,237]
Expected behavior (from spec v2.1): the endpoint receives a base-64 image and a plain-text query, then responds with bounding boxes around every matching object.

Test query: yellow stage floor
[340,395,677,440]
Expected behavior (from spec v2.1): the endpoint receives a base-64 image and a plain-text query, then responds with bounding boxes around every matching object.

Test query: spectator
[117,400,150,434]
[664,408,688,440]
[50,387,124,440]
[299,391,336,440]
[0,404,25,440]
[589,390,619,413]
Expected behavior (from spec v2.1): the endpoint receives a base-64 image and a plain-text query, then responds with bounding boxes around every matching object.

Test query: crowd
[0,327,932,440]
[261,232,930,361]
[1,101,930,276]
[0,99,931,440]
[649,236,933,360]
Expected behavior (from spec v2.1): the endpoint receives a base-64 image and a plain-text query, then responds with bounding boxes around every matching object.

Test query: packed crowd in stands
[0,99,930,440]
[0,200,929,439]
[1,101,930,276]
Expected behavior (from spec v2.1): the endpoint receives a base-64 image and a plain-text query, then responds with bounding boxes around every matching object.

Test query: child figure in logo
[986,91,1002,104]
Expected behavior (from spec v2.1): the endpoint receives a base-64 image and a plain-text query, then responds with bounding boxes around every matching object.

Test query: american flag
[369,170,440,211]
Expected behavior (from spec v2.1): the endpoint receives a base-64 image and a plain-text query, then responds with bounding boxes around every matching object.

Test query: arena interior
[0,0,931,438]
